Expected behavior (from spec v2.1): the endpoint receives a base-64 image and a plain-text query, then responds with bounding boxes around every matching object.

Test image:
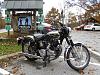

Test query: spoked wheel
[66,43,90,71]
[22,41,37,61]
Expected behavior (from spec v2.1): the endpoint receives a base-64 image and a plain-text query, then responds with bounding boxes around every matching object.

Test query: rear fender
[17,36,34,45]
[22,37,35,46]
[17,37,24,45]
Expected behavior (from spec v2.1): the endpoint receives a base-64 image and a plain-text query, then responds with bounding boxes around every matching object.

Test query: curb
[0,68,13,75]
[0,52,22,75]
[0,52,22,60]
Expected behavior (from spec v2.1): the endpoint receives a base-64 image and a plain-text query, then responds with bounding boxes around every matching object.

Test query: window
[94,23,100,26]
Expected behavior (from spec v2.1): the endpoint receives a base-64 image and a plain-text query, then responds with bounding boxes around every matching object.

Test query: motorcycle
[17,23,90,71]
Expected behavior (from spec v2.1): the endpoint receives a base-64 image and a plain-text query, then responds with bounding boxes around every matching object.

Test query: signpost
[5,10,11,36]
[5,25,11,36]
[5,10,10,15]
[38,17,43,22]
[38,9,43,23]
[38,9,43,14]
[5,17,11,23]
[5,25,11,31]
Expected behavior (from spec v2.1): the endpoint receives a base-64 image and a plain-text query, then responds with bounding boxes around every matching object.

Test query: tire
[92,28,95,31]
[22,40,37,61]
[66,43,90,71]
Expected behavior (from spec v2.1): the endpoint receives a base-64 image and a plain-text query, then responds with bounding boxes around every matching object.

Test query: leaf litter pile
[0,53,25,75]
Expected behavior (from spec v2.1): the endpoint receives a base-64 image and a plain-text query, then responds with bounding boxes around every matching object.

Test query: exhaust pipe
[23,53,42,59]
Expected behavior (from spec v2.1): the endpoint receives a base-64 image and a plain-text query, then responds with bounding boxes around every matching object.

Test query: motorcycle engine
[38,32,60,57]
[39,41,47,49]
[38,39,58,57]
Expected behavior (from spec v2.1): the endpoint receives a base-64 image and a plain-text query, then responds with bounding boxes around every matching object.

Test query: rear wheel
[66,43,90,71]
[22,40,37,61]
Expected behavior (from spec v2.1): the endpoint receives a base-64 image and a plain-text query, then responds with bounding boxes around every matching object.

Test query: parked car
[51,26,58,31]
[37,22,52,33]
[84,23,100,31]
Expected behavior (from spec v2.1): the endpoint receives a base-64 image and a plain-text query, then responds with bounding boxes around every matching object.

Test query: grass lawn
[0,32,21,56]
[0,39,21,56]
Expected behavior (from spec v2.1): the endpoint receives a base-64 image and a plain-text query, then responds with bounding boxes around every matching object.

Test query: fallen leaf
[79,69,84,75]
[12,66,19,74]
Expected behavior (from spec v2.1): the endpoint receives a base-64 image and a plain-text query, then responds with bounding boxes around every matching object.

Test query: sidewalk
[0,29,13,33]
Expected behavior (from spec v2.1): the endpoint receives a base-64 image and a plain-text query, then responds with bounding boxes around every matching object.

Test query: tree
[68,12,77,28]
[45,7,61,28]
[64,0,100,25]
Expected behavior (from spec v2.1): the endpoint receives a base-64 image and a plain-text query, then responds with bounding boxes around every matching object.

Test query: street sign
[5,17,11,23]
[38,9,43,14]
[5,10,10,15]
[5,25,11,31]
[38,17,43,22]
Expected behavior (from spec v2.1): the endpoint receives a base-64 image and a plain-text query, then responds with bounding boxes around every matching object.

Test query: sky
[43,0,63,15]
[43,0,85,16]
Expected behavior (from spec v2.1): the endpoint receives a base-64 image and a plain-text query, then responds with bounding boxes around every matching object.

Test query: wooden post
[33,10,36,32]
[8,30,10,36]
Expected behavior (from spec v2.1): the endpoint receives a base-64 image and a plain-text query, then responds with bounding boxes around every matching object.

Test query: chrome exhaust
[23,53,42,59]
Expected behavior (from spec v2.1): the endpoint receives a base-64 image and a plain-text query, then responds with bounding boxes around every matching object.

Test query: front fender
[64,42,83,60]
[74,42,83,44]
[17,37,24,45]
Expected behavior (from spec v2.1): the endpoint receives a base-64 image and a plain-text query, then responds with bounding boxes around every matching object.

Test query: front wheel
[66,43,90,71]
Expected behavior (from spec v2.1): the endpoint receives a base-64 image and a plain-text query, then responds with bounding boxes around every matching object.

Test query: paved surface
[1,30,100,75]
[71,30,100,53]
[4,55,100,75]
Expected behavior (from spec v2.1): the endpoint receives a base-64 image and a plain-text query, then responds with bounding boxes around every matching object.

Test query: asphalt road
[3,30,100,75]
[4,55,100,75]
[71,30,100,53]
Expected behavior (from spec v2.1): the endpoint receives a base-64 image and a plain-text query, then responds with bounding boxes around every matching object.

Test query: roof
[4,0,43,10]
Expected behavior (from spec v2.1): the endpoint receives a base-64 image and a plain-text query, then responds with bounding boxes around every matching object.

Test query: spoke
[67,57,76,61]
[69,45,88,68]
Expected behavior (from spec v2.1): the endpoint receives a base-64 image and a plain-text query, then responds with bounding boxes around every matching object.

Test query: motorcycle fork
[64,37,77,60]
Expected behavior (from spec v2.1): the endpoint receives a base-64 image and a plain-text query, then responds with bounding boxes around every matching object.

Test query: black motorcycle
[17,23,90,71]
